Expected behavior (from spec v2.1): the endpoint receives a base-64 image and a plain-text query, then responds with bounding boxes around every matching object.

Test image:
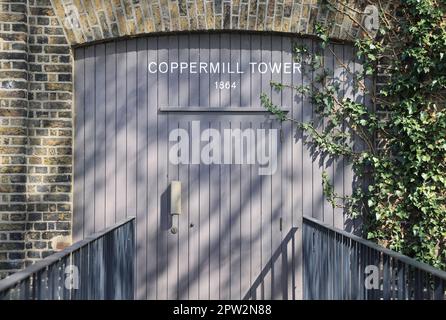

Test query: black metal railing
[303,216,446,300]
[0,217,135,300]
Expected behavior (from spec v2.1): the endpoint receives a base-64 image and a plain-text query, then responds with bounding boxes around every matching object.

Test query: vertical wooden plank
[311,39,324,223]
[84,45,95,237]
[73,48,85,242]
[126,39,137,220]
[176,34,189,299]
[167,35,179,115]
[187,36,200,300]
[167,119,179,300]
[199,119,211,299]
[349,46,362,234]
[239,35,251,300]
[302,37,313,223]
[229,34,242,301]
[323,43,335,226]
[146,37,158,300]
[292,35,304,300]
[207,118,220,299]
[199,34,210,108]
[249,35,262,300]
[178,119,191,299]
[260,34,272,300]
[105,42,117,228]
[251,34,261,108]
[135,37,148,300]
[356,46,369,234]
[178,35,189,108]
[209,34,220,108]
[220,34,230,108]
[157,35,169,300]
[333,43,345,230]
[167,35,179,300]
[271,35,282,300]
[240,34,251,108]
[115,40,127,224]
[343,44,354,231]
[229,119,241,300]
[281,36,294,300]
[219,118,231,299]
[95,43,106,233]
[230,33,241,108]
[187,121,200,300]
[240,120,252,299]
[189,35,199,107]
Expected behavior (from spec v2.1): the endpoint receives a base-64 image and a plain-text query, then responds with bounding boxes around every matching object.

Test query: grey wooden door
[73,33,360,300]
[162,112,297,299]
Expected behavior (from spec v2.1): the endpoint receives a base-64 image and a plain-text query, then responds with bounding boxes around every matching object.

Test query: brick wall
[0,0,375,279]
[0,0,72,280]
[0,0,30,279]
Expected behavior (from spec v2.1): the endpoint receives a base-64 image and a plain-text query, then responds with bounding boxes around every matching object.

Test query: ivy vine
[263,0,446,268]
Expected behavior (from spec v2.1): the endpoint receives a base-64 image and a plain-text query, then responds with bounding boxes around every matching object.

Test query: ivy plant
[263,0,446,269]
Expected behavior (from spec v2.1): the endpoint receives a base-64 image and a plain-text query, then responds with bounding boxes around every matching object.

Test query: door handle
[170,181,181,234]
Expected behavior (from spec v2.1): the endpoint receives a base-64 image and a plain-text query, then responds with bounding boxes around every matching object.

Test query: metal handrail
[0,217,135,299]
[303,216,446,300]
[303,216,446,281]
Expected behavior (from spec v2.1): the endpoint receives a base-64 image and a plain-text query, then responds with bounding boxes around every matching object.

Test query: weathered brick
[0,223,25,231]
[26,251,41,259]
[9,233,24,241]
[0,242,24,250]
[0,127,26,136]
[8,252,25,260]
[0,261,24,270]
[44,83,72,91]
[0,184,26,193]
[33,223,48,230]
[44,45,70,54]
[42,119,71,128]
[0,165,26,174]
[43,194,70,202]
[43,64,71,73]
[33,241,48,249]
[9,213,26,221]
[42,231,69,240]
[27,213,42,221]
[43,156,71,165]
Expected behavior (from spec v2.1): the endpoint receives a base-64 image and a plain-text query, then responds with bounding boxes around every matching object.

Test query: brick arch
[51,0,376,46]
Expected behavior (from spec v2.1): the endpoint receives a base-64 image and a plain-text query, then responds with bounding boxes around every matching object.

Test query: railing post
[434,277,444,300]
[383,255,390,300]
